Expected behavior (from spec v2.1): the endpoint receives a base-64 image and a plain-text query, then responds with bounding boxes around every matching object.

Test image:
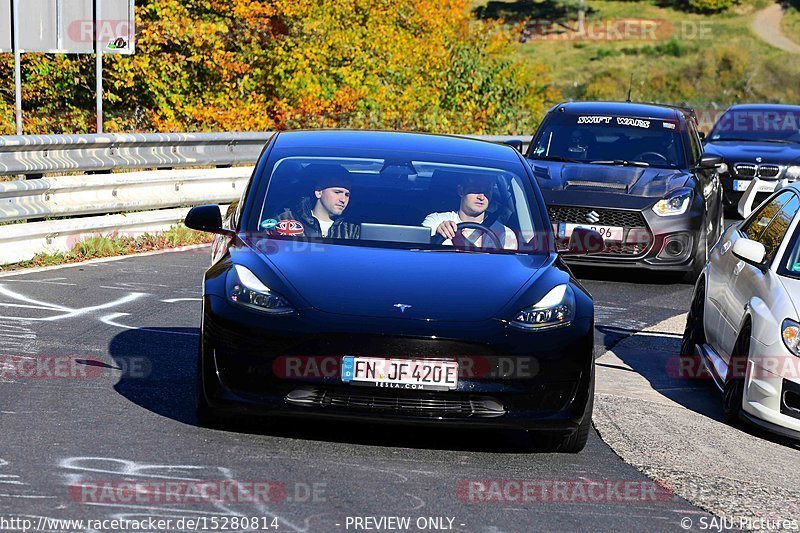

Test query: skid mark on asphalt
[60,457,306,532]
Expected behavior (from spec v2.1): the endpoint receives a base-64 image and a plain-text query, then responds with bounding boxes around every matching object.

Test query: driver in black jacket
[422,175,517,249]
[274,164,360,240]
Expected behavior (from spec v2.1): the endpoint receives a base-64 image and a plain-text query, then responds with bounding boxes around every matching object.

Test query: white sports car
[681,184,800,439]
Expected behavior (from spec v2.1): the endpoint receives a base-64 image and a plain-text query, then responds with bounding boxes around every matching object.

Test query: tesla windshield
[530,113,685,168]
[709,108,800,143]
[251,148,547,254]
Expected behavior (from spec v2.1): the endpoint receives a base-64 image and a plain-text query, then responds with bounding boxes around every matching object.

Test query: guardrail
[0,133,531,265]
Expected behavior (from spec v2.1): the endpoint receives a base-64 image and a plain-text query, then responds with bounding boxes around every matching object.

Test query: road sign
[0,0,135,135]
[0,0,134,54]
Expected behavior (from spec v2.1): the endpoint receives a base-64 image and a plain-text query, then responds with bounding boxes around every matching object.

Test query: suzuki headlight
[511,284,575,330]
[785,166,800,182]
[782,319,800,357]
[653,188,692,217]
[226,264,295,315]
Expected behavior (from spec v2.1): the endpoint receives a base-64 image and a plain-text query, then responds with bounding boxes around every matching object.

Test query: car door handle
[734,260,745,276]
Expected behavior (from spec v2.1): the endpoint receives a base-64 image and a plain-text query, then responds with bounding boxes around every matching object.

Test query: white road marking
[3,278,77,286]
[100,313,199,336]
[161,298,202,303]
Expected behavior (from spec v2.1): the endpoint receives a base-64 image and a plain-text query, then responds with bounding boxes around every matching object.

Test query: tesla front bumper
[199,294,595,432]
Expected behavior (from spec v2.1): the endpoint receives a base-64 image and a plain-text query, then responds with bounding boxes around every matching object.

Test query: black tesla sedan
[527,101,724,281]
[703,104,800,214]
[185,130,600,453]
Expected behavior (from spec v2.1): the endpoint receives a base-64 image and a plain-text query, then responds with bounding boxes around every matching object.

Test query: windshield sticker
[577,116,612,124]
[616,117,650,128]
[260,218,279,230]
[275,219,305,236]
[662,122,676,129]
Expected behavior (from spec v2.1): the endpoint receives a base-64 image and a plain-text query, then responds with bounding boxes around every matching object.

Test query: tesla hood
[246,240,548,321]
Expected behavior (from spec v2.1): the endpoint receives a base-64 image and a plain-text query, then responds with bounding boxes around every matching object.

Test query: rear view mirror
[185,205,234,236]
[562,227,604,255]
[732,237,766,268]
[698,152,723,169]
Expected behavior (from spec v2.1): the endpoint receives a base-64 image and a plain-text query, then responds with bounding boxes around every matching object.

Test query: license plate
[558,223,623,241]
[733,180,750,192]
[733,180,776,193]
[341,356,458,391]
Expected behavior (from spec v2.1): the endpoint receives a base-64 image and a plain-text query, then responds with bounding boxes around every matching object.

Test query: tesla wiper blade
[535,155,583,163]
[589,160,650,167]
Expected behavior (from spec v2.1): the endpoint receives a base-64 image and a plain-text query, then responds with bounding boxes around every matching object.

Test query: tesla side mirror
[698,131,707,142]
[562,227,604,255]
[732,237,766,268]
[697,152,723,169]
[503,140,524,153]
[185,205,233,236]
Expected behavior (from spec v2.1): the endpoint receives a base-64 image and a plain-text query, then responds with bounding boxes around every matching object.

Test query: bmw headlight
[653,187,693,217]
[785,166,800,182]
[782,319,800,357]
[511,284,575,330]
[226,264,295,315]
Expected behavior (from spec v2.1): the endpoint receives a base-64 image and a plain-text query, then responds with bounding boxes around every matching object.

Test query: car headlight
[653,188,692,217]
[510,284,575,330]
[785,166,800,182]
[782,319,800,357]
[226,264,295,315]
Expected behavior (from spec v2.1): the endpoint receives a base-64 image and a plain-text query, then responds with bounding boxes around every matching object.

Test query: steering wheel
[430,222,504,249]
[634,151,669,164]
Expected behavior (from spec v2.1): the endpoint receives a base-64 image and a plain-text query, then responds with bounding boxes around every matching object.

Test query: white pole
[95,0,103,133]
[12,0,22,135]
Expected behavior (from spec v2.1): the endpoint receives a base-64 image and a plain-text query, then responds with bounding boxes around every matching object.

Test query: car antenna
[625,73,633,103]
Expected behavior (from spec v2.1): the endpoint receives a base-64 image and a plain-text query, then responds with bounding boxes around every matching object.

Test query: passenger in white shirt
[422,176,518,250]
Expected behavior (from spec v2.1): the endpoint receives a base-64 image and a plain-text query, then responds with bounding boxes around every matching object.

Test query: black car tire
[196,343,225,428]
[679,280,706,378]
[534,372,594,453]
[722,325,750,423]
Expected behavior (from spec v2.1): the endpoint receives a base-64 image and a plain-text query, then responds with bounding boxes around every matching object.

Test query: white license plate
[733,180,750,192]
[341,356,458,391]
[559,223,623,241]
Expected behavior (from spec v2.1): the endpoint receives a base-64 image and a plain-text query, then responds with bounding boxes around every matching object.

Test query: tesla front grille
[547,206,646,228]
[286,387,506,418]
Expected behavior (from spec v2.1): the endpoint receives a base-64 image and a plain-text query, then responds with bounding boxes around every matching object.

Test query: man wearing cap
[274,164,360,239]
[422,175,517,250]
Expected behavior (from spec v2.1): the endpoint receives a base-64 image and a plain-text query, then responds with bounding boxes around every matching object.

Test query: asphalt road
[0,249,709,532]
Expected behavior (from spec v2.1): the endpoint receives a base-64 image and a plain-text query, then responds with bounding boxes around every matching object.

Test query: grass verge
[0,225,213,272]
[474,0,800,129]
